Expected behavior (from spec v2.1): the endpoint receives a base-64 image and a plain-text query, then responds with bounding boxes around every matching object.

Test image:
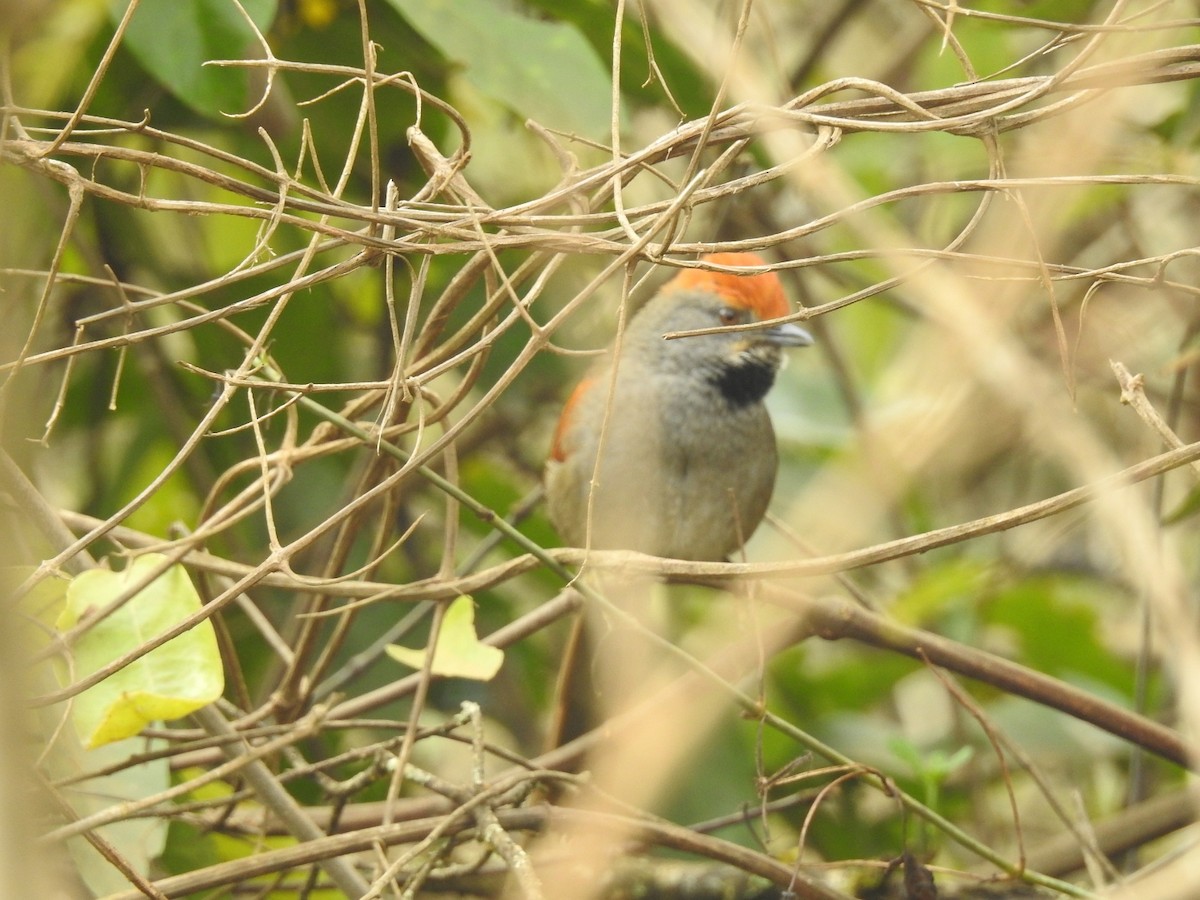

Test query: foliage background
[3,0,1200,897]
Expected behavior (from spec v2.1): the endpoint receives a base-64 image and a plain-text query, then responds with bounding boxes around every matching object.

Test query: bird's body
[545,253,811,561]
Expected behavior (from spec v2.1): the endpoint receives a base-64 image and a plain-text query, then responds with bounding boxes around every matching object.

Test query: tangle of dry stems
[6,8,1200,899]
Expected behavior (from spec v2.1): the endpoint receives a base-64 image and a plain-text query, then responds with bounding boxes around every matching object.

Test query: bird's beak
[762,321,814,348]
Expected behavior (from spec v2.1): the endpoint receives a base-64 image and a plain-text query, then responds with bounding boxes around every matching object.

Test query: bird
[545,252,813,562]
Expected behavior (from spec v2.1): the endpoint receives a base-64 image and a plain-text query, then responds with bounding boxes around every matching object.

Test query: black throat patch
[709,356,777,408]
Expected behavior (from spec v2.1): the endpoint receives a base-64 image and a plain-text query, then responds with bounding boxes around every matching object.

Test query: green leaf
[57,554,224,748]
[387,0,611,139]
[521,0,714,118]
[985,575,1134,695]
[387,596,504,681]
[110,0,279,117]
[58,738,170,895]
[890,558,991,625]
[12,0,111,111]
[889,737,975,783]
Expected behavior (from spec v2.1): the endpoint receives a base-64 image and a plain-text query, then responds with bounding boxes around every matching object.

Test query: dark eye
[717,307,742,326]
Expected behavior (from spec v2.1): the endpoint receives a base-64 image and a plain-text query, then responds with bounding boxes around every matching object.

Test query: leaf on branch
[56,554,224,748]
[386,596,504,681]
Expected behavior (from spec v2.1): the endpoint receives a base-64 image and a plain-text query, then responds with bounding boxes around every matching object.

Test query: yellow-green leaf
[386,596,503,681]
[58,555,224,748]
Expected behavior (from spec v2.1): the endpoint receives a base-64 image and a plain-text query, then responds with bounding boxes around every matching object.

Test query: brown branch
[1024,784,1200,877]
[53,436,1200,600]
[99,803,850,900]
[791,592,1194,771]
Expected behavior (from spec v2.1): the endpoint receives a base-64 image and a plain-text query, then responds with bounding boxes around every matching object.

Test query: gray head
[623,257,813,407]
